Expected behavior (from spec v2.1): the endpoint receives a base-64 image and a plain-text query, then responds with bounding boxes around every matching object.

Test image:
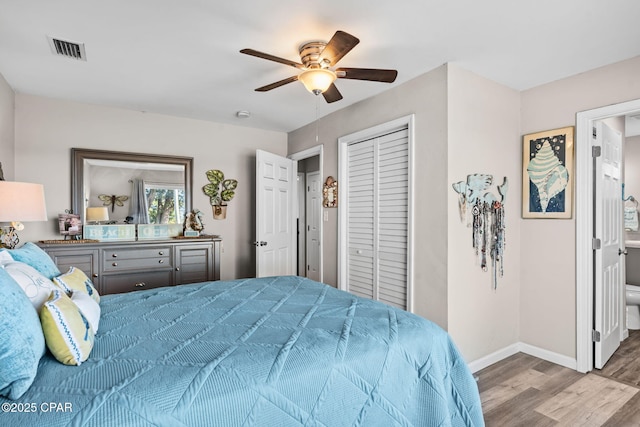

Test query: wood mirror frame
[71,148,193,224]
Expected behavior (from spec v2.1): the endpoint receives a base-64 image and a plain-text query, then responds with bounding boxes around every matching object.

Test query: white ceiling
[1,0,639,133]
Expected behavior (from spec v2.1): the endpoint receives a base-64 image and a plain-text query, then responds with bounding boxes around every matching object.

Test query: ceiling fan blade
[240,49,304,69]
[336,67,398,83]
[320,31,360,66]
[255,75,299,92]
[322,83,343,103]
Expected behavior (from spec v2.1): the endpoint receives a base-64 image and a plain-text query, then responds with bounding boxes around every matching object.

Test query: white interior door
[594,120,623,369]
[256,149,297,277]
[306,171,321,281]
[297,172,306,275]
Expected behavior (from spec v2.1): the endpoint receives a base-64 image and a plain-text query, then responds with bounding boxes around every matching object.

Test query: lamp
[85,206,109,224]
[298,68,337,95]
[0,181,48,249]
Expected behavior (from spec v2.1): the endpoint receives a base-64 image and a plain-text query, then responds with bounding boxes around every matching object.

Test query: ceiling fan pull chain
[315,97,320,143]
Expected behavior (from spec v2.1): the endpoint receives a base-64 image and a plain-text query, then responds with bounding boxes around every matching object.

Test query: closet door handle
[620,249,628,256]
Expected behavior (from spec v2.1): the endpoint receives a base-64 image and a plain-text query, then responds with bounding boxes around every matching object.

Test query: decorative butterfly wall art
[98,194,129,212]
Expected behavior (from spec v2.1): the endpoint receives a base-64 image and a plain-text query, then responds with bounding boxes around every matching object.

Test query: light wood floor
[476,330,640,426]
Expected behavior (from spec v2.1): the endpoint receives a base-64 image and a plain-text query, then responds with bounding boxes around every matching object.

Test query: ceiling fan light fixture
[298,68,336,95]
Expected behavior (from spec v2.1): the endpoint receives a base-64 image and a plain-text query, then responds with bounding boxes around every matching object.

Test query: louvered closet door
[347,139,376,299]
[377,129,409,308]
[346,127,409,309]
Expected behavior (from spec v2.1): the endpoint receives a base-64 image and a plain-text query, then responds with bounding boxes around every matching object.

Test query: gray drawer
[101,271,173,295]
[102,247,172,271]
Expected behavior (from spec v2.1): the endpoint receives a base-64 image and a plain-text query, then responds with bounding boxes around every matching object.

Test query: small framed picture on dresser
[58,213,83,238]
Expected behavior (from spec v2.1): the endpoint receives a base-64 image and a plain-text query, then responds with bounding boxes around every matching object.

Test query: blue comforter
[1,276,483,426]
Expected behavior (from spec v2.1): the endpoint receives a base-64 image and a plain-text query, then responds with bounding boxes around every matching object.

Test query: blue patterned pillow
[0,267,45,400]
[1,242,61,280]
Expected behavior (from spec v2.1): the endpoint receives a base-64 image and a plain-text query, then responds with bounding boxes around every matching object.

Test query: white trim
[407,116,415,313]
[468,342,577,374]
[289,145,324,283]
[518,343,577,371]
[337,115,415,311]
[576,98,640,373]
[467,344,520,373]
[289,145,323,162]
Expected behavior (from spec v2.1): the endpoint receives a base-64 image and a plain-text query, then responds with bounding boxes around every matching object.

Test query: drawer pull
[158,251,164,256]
[158,259,164,264]
[112,253,118,258]
[134,282,146,288]
[112,262,118,267]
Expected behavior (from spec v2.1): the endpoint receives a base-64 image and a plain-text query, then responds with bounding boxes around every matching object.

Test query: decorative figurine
[183,209,205,236]
[323,176,338,208]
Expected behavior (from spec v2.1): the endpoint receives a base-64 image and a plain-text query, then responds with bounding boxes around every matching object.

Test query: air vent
[47,36,86,61]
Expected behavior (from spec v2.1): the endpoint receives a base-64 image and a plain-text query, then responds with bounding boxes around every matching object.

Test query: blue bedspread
[1,276,483,426]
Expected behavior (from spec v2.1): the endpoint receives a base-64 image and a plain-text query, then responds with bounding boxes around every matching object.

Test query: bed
[1,275,483,426]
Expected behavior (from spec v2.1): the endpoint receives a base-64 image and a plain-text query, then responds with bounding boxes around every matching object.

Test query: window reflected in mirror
[144,182,185,224]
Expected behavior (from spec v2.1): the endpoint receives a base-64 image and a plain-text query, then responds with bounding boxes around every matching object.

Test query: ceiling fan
[240,31,398,103]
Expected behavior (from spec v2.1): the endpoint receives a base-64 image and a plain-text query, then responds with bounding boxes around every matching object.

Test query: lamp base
[1,226,19,249]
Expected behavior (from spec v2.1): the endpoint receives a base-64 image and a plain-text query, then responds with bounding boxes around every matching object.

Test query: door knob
[620,248,629,256]
[252,241,268,246]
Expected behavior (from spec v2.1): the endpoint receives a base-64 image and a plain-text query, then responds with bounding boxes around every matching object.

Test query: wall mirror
[72,148,193,225]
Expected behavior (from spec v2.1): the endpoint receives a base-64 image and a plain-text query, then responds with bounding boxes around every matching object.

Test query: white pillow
[0,250,13,264]
[2,261,56,312]
[70,291,101,333]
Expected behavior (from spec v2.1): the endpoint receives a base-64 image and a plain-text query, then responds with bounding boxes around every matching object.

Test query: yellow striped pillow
[40,289,95,366]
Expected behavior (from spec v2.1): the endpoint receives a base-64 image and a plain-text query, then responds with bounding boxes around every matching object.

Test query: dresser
[38,238,221,295]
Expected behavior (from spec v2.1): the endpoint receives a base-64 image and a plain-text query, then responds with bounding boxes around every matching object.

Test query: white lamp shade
[86,207,109,222]
[0,181,47,222]
[298,68,337,94]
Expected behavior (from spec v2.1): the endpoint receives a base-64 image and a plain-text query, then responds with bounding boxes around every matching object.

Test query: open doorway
[296,156,321,280]
[289,146,324,283]
[576,98,640,373]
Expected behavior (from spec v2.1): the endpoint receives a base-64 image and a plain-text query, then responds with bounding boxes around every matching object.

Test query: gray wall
[289,64,450,329]
[289,63,523,362]
[519,55,640,359]
[0,73,14,180]
[289,55,640,364]
[14,94,288,281]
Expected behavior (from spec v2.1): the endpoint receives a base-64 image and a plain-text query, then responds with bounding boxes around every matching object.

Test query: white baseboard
[467,344,520,373]
[468,342,577,373]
